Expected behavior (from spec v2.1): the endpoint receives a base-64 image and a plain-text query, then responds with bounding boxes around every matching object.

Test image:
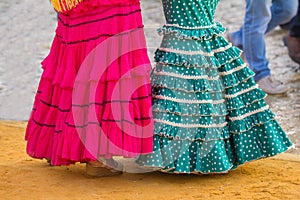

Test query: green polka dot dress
[136,0,293,174]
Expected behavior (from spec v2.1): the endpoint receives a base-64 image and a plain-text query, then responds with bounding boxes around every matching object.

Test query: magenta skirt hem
[25,2,153,166]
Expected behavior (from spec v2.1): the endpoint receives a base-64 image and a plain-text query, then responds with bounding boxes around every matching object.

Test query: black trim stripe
[33,118,55,128]
[56,34,63,39]
[40,99,70,112]
[68,117,153,128]
[61,33,114,45]
[66,118,150,128]
[58,25,144,45]
[132,95,152,100]
[58,9,141,28]
[60,7,115,20]
[59,4,137,20]
[32,116,153,132]
[73,95,152,107]
[32,94,151,112]
[32,118,61,133]
[73,100,129,108]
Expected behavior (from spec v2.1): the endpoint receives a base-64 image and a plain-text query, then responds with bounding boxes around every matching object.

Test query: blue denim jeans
[230,0,298,81]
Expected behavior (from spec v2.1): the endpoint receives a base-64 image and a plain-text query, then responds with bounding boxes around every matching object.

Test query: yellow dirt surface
[0,121,299,200]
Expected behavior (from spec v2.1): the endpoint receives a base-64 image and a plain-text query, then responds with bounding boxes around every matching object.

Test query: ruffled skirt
[25,1,153,166]
[136,22,293,174]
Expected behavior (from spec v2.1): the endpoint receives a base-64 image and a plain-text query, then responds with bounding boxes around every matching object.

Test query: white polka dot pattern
[136,0,293,174]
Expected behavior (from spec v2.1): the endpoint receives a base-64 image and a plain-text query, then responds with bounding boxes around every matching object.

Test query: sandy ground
[0,121,300,200]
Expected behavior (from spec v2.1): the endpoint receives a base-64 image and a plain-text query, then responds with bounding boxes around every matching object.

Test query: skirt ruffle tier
[25,2,153,166]
[136,23,293,174]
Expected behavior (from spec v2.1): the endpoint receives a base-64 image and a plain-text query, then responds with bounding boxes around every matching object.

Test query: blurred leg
[266,0,298,33]
[243,0,272,81]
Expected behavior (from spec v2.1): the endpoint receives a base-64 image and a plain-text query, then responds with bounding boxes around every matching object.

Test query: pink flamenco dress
[25,0,154,166]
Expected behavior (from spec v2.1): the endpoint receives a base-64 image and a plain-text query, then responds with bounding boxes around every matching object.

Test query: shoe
[257,76,289,95]
[86,158,123,177]
[283,34,300,64]
[280,17,295,30]
[46,158,52,166]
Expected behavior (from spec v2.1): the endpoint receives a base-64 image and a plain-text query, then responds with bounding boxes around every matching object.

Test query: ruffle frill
[25,4,153,166]
[139,119,291,174]
[158,22,226,41]
[136,22,293,173]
